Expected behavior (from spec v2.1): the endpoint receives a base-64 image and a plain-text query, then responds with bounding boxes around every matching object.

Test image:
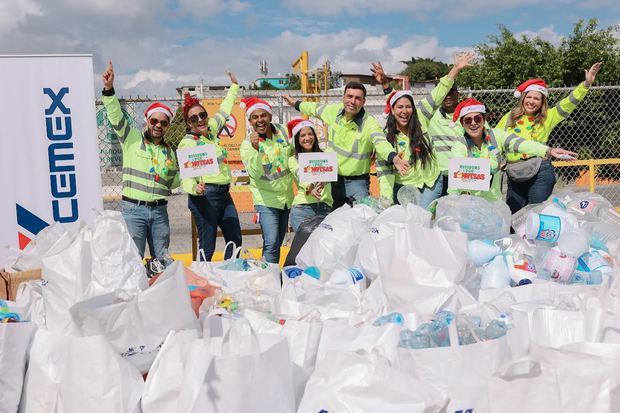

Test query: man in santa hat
[101,61,179,274]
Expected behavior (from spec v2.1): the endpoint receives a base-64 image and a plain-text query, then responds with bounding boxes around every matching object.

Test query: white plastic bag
[87,210,148,297]
[70,261,199,372]
[0,322,36,413]
[298,350,447,413]
[376,221,468,314]
[15,281,45,328]
[296,204,375,271]
[141,329,200,413]
[19,330,144,413]
[175,319,296,413]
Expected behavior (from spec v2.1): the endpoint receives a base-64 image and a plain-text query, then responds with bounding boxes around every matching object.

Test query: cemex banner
[0,55,102,267]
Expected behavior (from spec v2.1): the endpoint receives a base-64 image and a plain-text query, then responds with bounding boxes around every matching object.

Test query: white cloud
[179,0,250,18]
[516,25,564,46]
[0,0,43,34]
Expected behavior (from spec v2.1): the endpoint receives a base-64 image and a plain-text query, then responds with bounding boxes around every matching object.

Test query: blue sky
[1,0,618,96]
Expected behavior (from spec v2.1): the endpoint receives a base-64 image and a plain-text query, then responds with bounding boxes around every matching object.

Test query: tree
[286,73,301,90]
[258,80,275,90]
[400,57,450,82]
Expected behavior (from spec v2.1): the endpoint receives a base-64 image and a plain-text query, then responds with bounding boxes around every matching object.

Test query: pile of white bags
[4,191,620,412]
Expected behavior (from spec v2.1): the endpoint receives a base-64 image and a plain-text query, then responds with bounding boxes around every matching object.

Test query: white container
[327,267,367,290]
[480,255,511,289]
[525,213,563,242]
[467,239,502,266]
[557,228,590,257]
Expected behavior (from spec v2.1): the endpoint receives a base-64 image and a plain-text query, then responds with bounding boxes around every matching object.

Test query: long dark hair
[293,127,320,157]
[384,95,434,168]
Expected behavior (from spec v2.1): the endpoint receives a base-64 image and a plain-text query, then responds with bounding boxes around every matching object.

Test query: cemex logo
[16,204,49,249]
[15,87,79,250]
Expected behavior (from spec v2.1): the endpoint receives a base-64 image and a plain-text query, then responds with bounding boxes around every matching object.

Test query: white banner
[176,145,219,179]
[448,157,491,192]
[0,55,103,267]
[298,152,338,183]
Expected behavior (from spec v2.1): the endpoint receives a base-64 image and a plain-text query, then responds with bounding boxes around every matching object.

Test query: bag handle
[221,317,261,356]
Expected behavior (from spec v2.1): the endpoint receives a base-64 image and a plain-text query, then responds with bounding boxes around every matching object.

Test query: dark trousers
[506,159,557,214]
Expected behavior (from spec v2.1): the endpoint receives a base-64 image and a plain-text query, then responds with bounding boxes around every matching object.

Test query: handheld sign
[177,145,219,179]
[298,152,338,183]
[448,157,491,191]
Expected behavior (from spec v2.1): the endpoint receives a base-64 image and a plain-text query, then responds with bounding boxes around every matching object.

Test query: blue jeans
[394,175,444,210]
[255,205,289,264]
[331,174,370,209]
[290,203,331,232]
[188,184,241,261]
[506,159,557,214]
[121,200,170,263]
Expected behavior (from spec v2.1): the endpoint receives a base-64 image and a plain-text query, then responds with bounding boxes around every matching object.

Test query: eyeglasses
[188,112,208,124]
[462,114,484,125]
[149,118,170,127]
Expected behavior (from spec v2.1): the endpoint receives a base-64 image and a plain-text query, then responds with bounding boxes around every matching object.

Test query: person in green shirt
[101,61,179,271]
[178,71,241,261]
[373,52,475,208]
[282,83,409,208]
[450,98,577,201]
[239,97,293,263]
[497,62,602,213]
[287,118,334,231]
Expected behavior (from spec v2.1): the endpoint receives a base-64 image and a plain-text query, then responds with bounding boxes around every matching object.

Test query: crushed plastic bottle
[373,312,405,326]
[430,311,455,347]
[484,320,508,340]
[397,185,421,207]
[399,328,431,349]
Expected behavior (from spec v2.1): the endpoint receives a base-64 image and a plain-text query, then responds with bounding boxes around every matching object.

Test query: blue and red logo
[16,204,49,250]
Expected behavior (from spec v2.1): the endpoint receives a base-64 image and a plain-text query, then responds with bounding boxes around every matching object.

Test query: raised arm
[101,60,137,146]
[208,71,240,135]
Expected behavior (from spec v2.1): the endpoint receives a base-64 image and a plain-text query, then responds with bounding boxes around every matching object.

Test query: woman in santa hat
[450,98,577,202]
[377,52,475,208]
[286,118,333,231]
[178,71,242,261]
[497,62,602,213]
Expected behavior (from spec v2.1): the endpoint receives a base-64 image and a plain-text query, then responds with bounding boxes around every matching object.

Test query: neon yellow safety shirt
[102,92,180,202]
[240,123,294,209]
[375,75,455,200]
[297,102,396,177]
[288,155,334,207]
[178,84,240,194]
[449,128,549,201]
[497,83,589,163]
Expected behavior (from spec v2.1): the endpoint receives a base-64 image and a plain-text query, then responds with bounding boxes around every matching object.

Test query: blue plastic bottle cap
[284,267,303,279]
[302,266,321,280]
[518,279,532,286]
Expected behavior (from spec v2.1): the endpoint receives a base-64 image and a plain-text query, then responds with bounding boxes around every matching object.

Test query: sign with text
[298,152,338,183]
[0,55,103,268]
[177,145,219,179]
[448,157,491,191]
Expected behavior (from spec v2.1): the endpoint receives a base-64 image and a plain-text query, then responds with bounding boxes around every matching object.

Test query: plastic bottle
[480,255,512,289]
[399,328,431,349]
[397,185,421,207]
[484,320,508,340]
[577,250,613,277]
[525,213,565,243]
[557,228,591,258]
[373,312,405,326]
[543,246,577,283]
[327,267,367,290]
[569,270,603,285]
[302,266,321,280]
[467,239,502,266]
[430,311,454,347]
[504,253,537,285]
[457,318,477,345]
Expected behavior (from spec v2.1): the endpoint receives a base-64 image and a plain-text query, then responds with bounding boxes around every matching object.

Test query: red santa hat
[450,98,486,127]
[143,102,174,122]
[514,78,548,98]
[287,118,315,138]
[240,97,272,118]
[383,90,414,117]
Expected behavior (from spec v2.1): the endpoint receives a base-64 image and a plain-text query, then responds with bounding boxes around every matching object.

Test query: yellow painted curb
[171,246,291,268]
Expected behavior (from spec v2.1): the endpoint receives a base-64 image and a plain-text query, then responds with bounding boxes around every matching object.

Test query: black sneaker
[146,258,166,278]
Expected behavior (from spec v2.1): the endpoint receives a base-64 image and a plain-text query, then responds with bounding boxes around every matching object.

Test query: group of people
[101,57,603,266]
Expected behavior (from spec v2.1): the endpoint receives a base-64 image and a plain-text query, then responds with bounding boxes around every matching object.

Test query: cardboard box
[0,268,42,301]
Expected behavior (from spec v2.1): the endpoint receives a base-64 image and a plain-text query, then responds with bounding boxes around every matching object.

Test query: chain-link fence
[96,85,620,251]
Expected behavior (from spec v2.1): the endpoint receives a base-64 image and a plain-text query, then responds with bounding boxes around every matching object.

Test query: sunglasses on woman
[149,118,170,127]
[189,112,208,124]
[462,114,484,125]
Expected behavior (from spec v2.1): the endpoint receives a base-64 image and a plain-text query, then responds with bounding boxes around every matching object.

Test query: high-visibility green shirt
[179,84,239,194]
[102,94,179,202]
[298,102,396,176]
[449,128,549,201]
[497,83,589,162]
[240,123,294,209]
[375,75,454,199]
[288,156,334,207]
